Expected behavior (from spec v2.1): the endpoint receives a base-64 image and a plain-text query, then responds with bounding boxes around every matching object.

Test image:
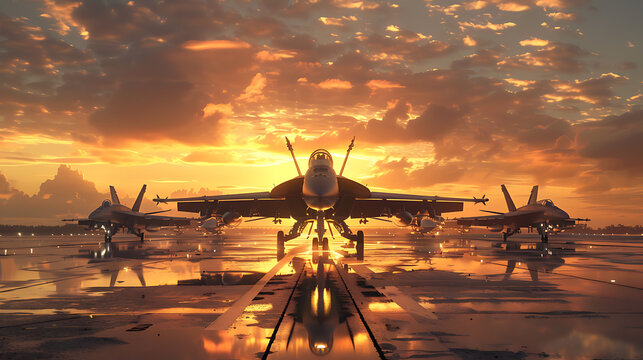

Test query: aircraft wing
[154,192,273,203]
[175,199,301,219]
[111,210,193,226]
[456,209,545,227]
[348,198,464,218]
[368,192,488,204]
[342,191,487,219]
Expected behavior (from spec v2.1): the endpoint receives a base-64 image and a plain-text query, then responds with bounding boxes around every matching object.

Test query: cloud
[576,109,643,174]
[458,21,517,31]
[0,165,106,224]
[498,42,590,73]
[89,80,224,145]
[463,35,477,47]
[497,2,530,11]
[237,73,267,102]
[366,79,405,90]
[316,78,354,89]
[183,40,251,50]
[519,38,550,46]
[547,12,577,21]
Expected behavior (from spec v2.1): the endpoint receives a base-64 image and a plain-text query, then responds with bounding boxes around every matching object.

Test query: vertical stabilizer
[109,186,120,205]
[500,184,517,212]
[528,185,538,205]
[132,185,146,212]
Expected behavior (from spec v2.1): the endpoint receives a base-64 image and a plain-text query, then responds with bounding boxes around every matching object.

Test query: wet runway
[1,230,642,359]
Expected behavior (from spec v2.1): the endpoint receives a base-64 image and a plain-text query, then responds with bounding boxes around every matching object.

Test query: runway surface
[1,229,642,359]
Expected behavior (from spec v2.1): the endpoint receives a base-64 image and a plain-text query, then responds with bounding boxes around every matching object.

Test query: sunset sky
[0,0,641,226]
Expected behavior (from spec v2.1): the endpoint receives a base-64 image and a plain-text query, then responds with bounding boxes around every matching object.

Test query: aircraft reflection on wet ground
[1,230,643,359]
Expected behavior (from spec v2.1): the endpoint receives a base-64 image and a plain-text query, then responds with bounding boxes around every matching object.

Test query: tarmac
[1,229,642,359]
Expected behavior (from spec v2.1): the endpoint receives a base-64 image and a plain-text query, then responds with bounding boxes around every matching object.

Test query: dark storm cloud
[576,109,643,174]
[89,79,223,145]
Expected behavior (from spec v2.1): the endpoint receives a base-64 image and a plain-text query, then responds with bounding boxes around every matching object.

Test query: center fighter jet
[155,138,487,256]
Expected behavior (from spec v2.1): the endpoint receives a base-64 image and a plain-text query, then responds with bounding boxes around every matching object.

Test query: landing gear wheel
[322,237,329,251]
[139,233,145,242]
[356,230,364,260]
[312,237,319,250]
[277,231,285,260]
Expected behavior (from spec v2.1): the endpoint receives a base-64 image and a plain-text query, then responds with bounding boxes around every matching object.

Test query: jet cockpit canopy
[101,200,111,207]
[537,199,555,207]
[309,149,333,167]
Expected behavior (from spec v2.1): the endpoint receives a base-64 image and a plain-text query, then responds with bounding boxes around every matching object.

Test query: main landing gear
[502,228,519,241]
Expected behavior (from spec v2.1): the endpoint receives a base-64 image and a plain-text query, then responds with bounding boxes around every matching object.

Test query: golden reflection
[368,302,403,312]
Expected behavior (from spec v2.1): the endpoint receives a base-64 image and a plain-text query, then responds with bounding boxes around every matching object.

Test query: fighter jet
[455,185,589,242]
[155,138,487,255]
[64,185,192,242]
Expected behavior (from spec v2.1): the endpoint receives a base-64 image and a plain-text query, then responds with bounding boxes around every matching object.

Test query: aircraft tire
[322,237,329,251]
[356,231,364,260]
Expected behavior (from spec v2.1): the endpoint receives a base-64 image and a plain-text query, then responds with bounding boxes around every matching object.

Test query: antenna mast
[339,136,355,177]
[285,136,302,176]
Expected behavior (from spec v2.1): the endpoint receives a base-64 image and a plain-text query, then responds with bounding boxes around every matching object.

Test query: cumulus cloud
[0,166,106,224]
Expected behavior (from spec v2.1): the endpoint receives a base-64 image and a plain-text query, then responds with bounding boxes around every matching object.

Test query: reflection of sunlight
[312,287,319,317]
[368,302,402,312]
[202,336,232,354]
[245,303,273,312]
[323,288,331,316]
[545,330,641,360]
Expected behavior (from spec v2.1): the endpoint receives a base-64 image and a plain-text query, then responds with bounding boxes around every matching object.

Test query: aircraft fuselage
[302,149,339,211]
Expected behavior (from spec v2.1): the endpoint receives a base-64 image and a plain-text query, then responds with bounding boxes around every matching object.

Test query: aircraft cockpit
[309,149,333,167]
[101,200,111,207]
[537,199,555,207]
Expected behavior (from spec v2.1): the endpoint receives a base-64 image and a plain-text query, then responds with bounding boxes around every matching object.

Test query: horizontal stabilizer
[480,210,505,215]
[144,209,171,215]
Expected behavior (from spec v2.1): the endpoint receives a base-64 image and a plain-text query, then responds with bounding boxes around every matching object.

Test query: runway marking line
[350,264,437,321]
[205,243,307,331]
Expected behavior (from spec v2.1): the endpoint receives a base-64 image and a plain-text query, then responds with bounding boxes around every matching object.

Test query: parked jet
[455,185,589,242]
[155,138,487,256]
[64,185,192,242]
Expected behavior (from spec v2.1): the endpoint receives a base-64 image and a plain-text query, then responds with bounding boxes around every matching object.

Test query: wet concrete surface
[1,230,642,359]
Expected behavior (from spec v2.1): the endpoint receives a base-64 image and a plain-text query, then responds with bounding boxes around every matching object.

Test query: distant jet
[64,185,192,242]
[456,185,589,242]
[155,137,487,256]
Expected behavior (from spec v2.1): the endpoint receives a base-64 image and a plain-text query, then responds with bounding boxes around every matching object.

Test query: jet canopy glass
[308,149,333,167]
[537,199,555,207]
[101,200,111,207]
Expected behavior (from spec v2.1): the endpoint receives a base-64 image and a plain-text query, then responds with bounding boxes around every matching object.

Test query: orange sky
[0,0,641,226]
